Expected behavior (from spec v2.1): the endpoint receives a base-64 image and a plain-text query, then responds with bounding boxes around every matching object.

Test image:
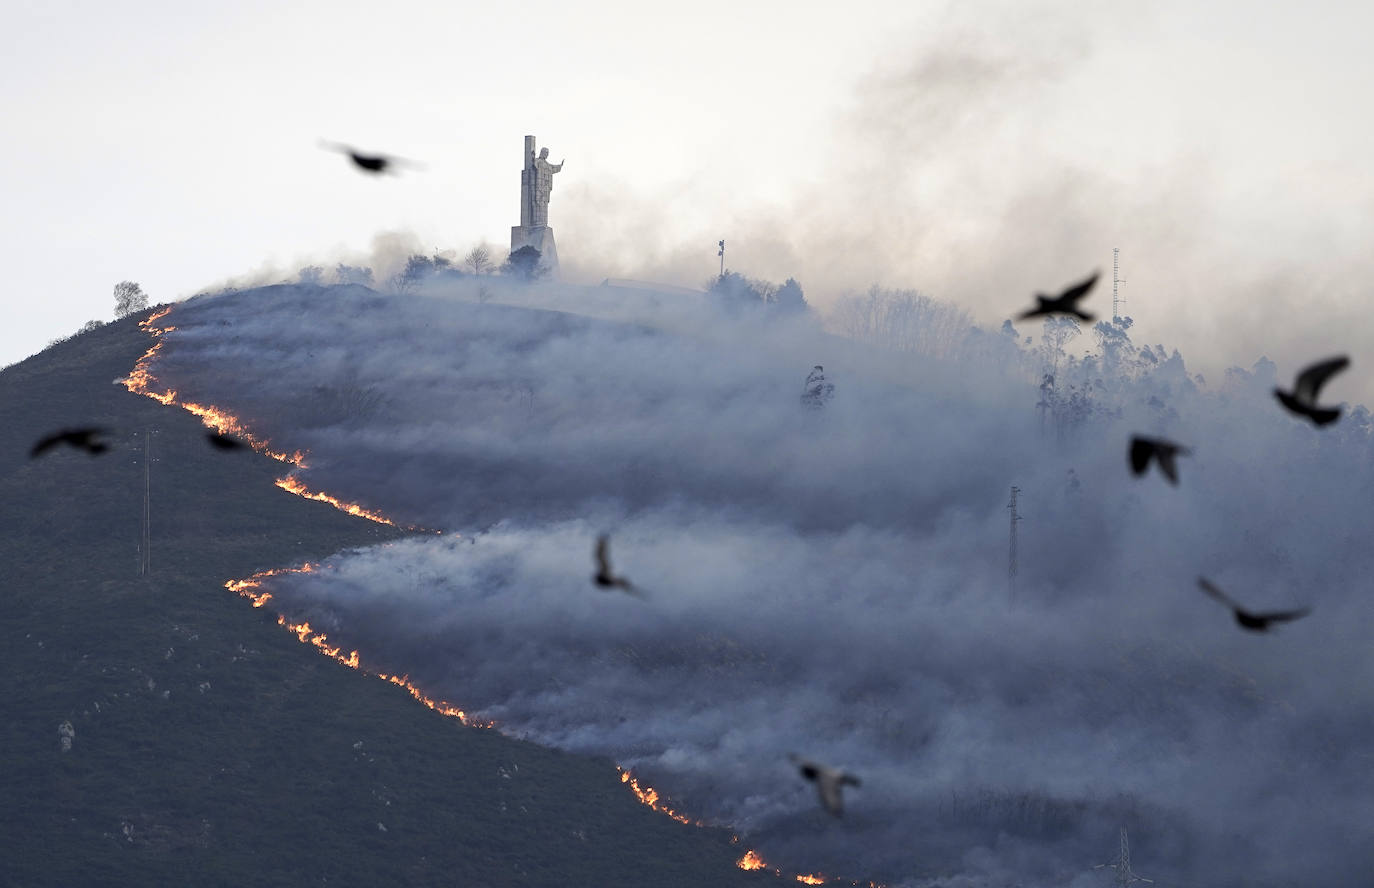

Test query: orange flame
[224,565,491,727]
[618,770,700,826]
[737,850,767,871]
[796,876,825,885]
[275,475,398,526]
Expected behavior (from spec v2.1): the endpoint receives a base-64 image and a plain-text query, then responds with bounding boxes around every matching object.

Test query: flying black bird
[206,431,247,451]
[319,140,421,175]
[30,427,111,458]
[593,535,645,598]
[789,754,861,818]
[1274,355,1349,426]
[1017,271,1100,322]
[1129,435,1190,485]
[1198,578,1311,633]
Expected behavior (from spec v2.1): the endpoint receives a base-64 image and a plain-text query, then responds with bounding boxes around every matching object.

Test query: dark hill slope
[0,311,761,887]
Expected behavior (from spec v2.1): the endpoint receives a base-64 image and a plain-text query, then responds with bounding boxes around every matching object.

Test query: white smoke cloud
[147,280,1374,886]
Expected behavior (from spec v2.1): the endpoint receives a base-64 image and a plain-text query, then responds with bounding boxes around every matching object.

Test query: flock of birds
[1021,270,1344,634]
[583,270,1350,818]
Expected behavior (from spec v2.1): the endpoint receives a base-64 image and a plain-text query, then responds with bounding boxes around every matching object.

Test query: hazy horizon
[7,0,1374,404]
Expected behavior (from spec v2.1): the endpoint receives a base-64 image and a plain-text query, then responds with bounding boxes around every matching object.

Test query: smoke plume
[148,279,1374,886]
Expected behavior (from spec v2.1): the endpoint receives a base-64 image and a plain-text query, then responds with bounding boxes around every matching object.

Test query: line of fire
[123,305,873,888]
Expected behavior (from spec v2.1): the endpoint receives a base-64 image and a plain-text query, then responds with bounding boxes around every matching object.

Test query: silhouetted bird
[789,754,861,817]
[319,141,420,175]
[1274,355,1349,426]
[1129,435,1190,485]
[1198,578,1311,633]
[206,432,247,451]
[593,535,645,598]
[1017,271,1100,322]
[30,427,110,458]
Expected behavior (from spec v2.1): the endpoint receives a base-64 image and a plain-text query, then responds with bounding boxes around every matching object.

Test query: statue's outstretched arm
[552,160,564,172]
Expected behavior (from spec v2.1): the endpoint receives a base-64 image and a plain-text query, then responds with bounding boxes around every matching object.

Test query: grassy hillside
[0,310,765,887]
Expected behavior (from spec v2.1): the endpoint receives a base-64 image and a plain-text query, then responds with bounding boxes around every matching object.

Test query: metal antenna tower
[1112,247,1126,321]
[1007,486,1022,598]
[1095,827,1152,887]
[717,239,726,277]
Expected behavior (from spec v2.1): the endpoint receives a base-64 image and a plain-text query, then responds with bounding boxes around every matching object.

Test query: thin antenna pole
[717,239,725,278]
[139,430,151,576]
[1007,486,1021,598]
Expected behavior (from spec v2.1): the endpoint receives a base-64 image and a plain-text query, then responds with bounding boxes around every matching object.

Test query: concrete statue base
[509,224,559,277]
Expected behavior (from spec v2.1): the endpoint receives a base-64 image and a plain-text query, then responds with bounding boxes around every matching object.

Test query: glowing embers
[734,849,845,885]
[223,565,490,728]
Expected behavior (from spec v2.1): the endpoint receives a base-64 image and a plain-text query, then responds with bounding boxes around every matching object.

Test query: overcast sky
[5,0,1374,391]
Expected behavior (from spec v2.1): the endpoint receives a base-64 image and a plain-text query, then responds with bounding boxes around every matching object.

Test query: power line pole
[717,239,725,278]
[1007,486,1021,598]
[1095,827,1152,887]
[137,430,155,576]
[1112,247,1126,321]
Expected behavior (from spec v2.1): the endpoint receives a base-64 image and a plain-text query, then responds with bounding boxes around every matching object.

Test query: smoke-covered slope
[140,282,1374,887]
[0,311,761,887]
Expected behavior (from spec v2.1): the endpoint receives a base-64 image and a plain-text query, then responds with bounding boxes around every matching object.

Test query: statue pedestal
[509,225,559,278]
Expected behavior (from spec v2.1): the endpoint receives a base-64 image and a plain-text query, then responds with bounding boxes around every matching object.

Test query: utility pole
[1112,247,1126,321]
[717,239,725,278]
[137,430,155,576]
[1007,486,1021,598]
[1095,827,1152,887]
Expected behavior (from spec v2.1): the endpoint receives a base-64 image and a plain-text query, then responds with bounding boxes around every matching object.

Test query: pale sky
[5,0,1373,395]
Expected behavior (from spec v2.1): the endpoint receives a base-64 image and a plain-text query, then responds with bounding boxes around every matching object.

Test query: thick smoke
[149,280,1374,886]
[556,4,1374,405]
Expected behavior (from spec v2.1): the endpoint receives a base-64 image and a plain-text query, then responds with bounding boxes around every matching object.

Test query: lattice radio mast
[1095,827,1152,887]
[1112,247,1126,321]
[1007,486,1022,598]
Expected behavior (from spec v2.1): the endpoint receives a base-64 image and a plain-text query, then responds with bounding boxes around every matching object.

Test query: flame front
[225,566,489,727]
[618,770,700,826]
[121,305,409,528]
[275,476,397,526]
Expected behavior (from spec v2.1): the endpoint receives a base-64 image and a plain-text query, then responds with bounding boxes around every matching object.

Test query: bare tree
[1039,316,1081,377]
[334,264,374,286]
[113,281,148,318]
[465,245,493,275]
[828,286,972,359]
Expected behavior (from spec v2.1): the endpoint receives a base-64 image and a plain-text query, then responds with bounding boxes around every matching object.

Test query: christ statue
[526,146,564,227]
